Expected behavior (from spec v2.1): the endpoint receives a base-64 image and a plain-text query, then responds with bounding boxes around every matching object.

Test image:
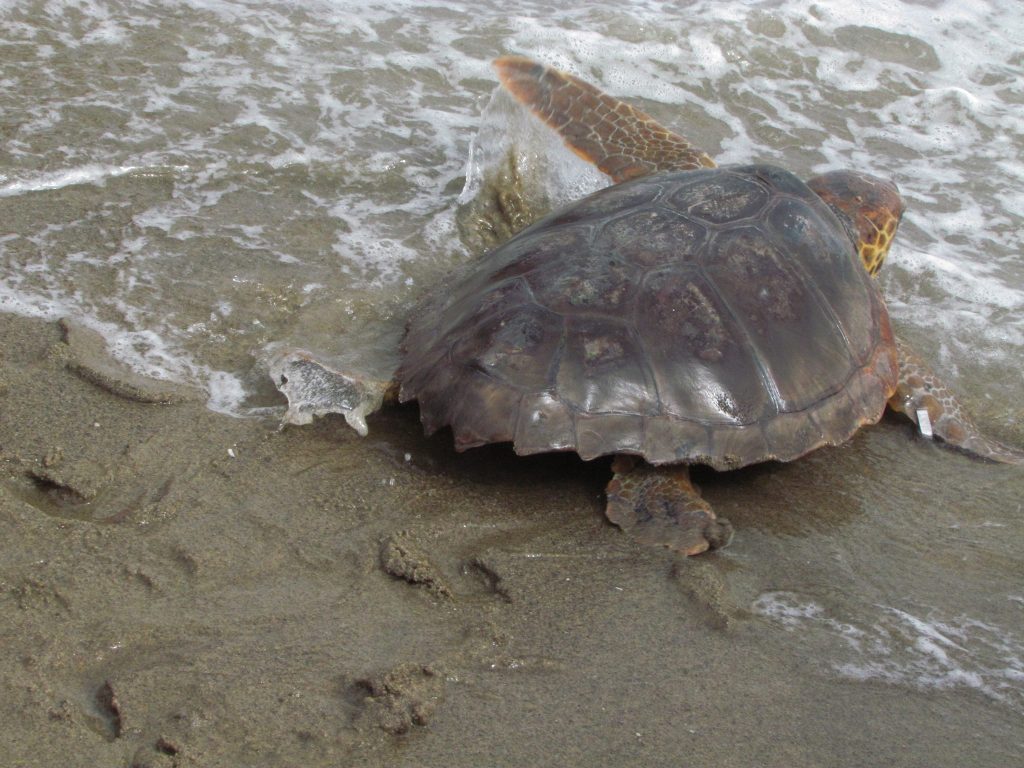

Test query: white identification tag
[916,407,934,439]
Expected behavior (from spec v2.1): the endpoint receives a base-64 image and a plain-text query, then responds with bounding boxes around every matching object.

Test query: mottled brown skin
[495,56,715,182]
[389,57,1023,557]
[888,337,1024,463]
[606,456,733,556]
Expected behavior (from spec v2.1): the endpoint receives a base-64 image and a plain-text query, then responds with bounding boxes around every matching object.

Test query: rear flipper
[270,351,396,436]
[890,337,1024,464]
[605,456,734,556]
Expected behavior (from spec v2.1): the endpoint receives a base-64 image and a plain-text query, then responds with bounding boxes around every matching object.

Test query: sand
[2,310,1021,768]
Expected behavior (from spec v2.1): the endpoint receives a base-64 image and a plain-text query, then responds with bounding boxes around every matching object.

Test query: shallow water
[3,0,1023,410]
[2,0,1023,759]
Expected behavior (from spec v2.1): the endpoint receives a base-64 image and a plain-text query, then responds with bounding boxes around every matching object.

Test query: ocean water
[2,0,1022,731]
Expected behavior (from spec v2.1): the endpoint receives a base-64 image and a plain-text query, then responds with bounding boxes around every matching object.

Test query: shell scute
[486,225,593,284]
[764,194,880,365]
[554,316,654,416]
[634,270,769,425]
[759,410,827,460]
[447,370,523,450]
[703,226,857,412]
[447,301,564,392]
[513,392,576,454]
[640,417,711,465]
[575,412,645,460]
[526,243,637,315]
[668,171,770,224]
[544,179,662,227]
[593,206,706,269]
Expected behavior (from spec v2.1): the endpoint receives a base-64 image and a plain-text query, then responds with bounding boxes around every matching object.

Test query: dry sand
[2,311,1021,767]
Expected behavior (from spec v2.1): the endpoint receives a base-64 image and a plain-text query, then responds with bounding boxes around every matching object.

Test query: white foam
[754,592,1024,712]
[751,592,828,630]
[0,164,143,197]
[206,369,249,415]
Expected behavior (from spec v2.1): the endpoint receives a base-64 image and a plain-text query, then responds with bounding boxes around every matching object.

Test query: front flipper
[890,337,1024,464]
[494,56,716,182]
[605,456,733,556]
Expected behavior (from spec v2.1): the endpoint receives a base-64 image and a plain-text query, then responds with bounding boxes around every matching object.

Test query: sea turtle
[323,56,1023,555]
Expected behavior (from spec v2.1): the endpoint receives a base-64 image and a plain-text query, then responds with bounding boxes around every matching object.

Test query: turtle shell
[398,164,898,470]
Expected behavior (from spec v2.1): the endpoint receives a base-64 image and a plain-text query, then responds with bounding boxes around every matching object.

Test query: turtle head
[807,170,905,276]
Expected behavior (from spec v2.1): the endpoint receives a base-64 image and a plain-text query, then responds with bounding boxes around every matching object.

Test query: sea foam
[754,591,1024,712]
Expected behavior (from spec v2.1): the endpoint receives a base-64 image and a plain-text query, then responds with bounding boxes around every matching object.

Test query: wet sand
[2,310,1022,767]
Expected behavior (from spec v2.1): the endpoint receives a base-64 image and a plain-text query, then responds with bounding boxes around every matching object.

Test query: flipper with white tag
[889,337,1023,464]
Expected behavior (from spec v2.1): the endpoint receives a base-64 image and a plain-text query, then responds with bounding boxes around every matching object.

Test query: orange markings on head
[806,170,905,276]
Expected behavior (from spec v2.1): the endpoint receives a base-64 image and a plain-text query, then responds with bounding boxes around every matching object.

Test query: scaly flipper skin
[890,336,1024,464]
[271,351,397,435]
[494,56,716,182]
[605,457,734,556]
